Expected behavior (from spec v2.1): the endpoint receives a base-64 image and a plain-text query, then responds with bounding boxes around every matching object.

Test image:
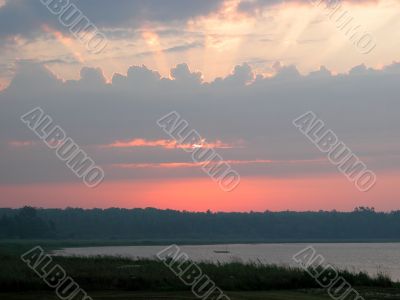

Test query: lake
[53,243,400,281]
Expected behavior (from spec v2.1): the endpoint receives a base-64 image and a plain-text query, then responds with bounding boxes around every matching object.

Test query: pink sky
[0,0,399,211]
[1,171,398,211]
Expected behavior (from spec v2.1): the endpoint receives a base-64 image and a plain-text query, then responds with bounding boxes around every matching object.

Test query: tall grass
[0,244,396,292]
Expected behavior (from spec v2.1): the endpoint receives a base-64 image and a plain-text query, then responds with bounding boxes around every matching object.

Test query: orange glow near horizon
[0,171,398,212]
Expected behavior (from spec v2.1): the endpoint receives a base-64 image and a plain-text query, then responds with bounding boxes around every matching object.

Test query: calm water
[54,243,400,281]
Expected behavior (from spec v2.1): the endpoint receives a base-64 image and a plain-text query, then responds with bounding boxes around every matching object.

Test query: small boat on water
[213,245,230,253]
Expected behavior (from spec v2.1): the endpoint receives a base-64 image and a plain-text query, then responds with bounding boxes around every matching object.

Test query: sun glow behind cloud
[41,25,85,64]
[0,0,398,85]
[140,29,170,77]
[187,0,257,78]
[102,138,235,150]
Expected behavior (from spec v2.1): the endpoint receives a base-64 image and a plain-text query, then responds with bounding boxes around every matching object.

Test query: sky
[0,0,399,211]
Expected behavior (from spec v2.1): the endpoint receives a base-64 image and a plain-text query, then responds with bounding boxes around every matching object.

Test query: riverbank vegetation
[0,241,397,300]
[2,206,400,242]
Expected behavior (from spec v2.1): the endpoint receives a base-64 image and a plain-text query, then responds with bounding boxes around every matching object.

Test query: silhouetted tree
[0,207,399,241]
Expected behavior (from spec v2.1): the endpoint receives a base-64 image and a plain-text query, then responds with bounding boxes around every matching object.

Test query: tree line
[0,206,399,241]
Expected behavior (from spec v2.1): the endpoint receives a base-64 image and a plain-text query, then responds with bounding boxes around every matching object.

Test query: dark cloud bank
[0,60,399,184]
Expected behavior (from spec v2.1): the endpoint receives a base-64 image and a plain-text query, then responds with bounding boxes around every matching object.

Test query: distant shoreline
[3,239,400,248]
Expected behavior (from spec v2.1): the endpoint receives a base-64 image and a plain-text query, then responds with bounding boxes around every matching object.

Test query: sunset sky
[0,0,399,211]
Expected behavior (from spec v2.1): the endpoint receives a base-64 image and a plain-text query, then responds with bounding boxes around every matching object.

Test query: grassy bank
[0,291,332,300]
[0,241,398,299]
[2,290,400,300]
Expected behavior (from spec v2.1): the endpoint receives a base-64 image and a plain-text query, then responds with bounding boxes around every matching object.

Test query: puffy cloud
[212,63,255,86]
[170,63,202,84]
[112,65,161,88]
[0,60,399,184]
[78,67,106,85]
